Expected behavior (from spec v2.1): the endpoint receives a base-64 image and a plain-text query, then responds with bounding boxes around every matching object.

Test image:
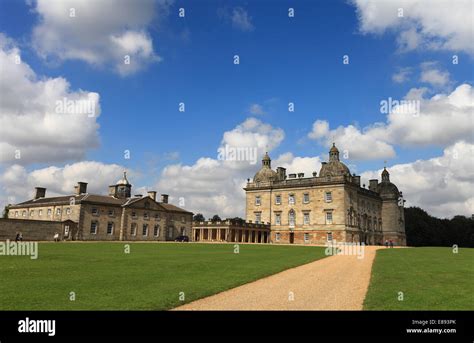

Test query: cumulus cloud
[156,118,298,218]
[352,0,474,55]
[419,61,451,88]
[308,83,474,159]
[308,120,396,160]
[361,141,474,218]
[0,161,128,206]
[0,33,101,164]
[31,0,168,75]
[392,67,412,83]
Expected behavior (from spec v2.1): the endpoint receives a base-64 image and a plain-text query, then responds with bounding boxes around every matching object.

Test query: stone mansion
[244,144,407,245]
[5,172,193,241]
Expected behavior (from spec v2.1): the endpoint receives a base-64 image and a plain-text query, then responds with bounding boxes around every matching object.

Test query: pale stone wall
[8,203,81,223]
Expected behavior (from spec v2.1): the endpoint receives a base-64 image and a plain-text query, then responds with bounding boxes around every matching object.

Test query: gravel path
[174,246,381,310]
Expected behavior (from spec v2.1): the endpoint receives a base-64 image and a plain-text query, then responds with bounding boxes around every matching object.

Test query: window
[304,233,309,242]
[56,208,61,215]
[255,212,261,224]
[22,211,26,217]
[289,210,295,227]
[38,210,43,217]
[90,221,98,234]
[155,213,160,220]
[275,195,281,205]
[108,209,115,216]
[142,224,148,236]
[180,227,185,235]
[144,212,149,220]
[275,233,281,241]
[325,212,333,224]
[30,210,34,217]
[275,213,281,225]
[66,208,71,215]
[15,211,18,217]
[91,208,99,216]
[255,196,261,206]
[107,222,114,235]
[47,209,52,216]
[130,223,137,236]
[131,211,137,219]
[181,216,185,223]
[289,194,295,205]
[303,213,310,225]
[327,232,333,242]
[303,193,310,204]
[144,202,150,209]
[168,227,173,238]
[325,192,332,202]
[154,225,160,237]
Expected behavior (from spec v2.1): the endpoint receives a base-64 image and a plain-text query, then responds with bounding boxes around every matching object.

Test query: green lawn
[364,247,474,310]
[0,242,326,310]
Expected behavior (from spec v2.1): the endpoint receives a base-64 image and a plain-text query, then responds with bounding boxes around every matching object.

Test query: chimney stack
[34,187,46,199]
[148,191,157,201]
[161,194,169,204]
[369,179,378,192]
[75,182,88,195]
[276,167,286,180]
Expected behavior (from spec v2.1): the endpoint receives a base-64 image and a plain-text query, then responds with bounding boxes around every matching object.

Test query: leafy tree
[210,214,222,222]
[405,207,474,247]
[193,213,205,222]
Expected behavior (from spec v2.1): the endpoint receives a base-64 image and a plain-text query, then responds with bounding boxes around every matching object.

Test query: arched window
[289,210,295,228]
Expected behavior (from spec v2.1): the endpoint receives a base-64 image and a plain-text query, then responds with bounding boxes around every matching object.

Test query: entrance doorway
[289,232,294,244]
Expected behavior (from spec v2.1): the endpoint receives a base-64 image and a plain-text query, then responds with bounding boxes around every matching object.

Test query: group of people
[384,239,394,248]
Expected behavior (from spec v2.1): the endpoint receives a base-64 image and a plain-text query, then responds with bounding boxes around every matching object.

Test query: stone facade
[244,145,406,246]
[6,173,193,241]
[0,218,77,241]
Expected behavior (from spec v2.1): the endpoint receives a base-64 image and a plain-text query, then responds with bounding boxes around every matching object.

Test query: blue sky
[0,0,473,218]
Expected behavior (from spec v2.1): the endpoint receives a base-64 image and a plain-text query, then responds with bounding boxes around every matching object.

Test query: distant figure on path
[384,240,389,248]
[389,240,394,248]
[54,232,60,242]
[15,233,20,242]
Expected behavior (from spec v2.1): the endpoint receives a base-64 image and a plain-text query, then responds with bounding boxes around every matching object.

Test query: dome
[253,167,278,182]
[319,143,351,177]
[319,161,351,177]
[377,182,399,199]
[253,152,278,182]
[378,167,399,199]
[116,171,130,185]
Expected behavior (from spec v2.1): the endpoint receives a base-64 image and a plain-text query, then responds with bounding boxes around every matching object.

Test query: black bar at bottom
[0,311,472,339]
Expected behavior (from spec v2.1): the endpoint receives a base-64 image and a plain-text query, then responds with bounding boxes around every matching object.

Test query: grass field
[0,242,326,310]
[363,247,474,310]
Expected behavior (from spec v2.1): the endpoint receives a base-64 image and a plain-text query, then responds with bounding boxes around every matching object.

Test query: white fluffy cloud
[0,34,101,164]
[419,62,451,88]
[362,141,474,218]
[352,0,474,55]
[156,118,303,218]
[0,161,128,206]
[31,0,168,75]
[308,83,474,160]
[392,67,412,83]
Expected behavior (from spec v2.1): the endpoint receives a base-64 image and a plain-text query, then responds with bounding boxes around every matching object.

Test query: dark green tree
[211,214,222,222]
[193,213,205,222]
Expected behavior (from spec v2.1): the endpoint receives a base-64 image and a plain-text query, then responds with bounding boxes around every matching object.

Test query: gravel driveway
[174,246,381,310]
